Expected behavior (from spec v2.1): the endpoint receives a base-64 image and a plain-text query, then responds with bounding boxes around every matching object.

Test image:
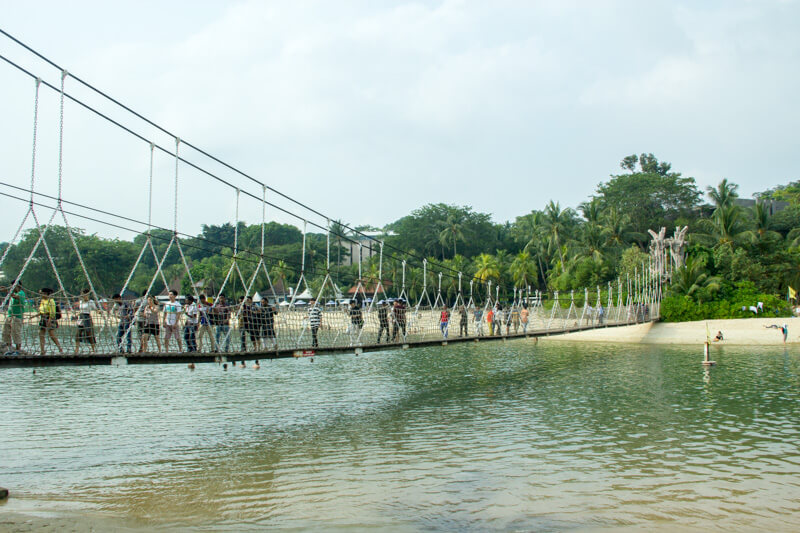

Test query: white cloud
[1,0,799,239]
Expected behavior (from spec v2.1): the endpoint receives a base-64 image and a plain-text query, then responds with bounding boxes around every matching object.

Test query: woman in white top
[75,289,97,353]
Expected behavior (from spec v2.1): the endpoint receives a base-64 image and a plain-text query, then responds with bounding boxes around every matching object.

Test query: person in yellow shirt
[38,288,63,355]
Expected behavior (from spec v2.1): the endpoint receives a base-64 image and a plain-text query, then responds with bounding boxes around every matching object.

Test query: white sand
[545,317,797,345]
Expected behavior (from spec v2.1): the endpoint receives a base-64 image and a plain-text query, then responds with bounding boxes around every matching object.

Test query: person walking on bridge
[261,301,277,350]
[183,295,198,353]
[1,279,25,355]
[242,296,260,351]
[349,300,364,344]
[377,301,390,343]
[162,290,183,353]
[113,293,134,353]
[520,303,530,334]
[392,298,407,341]
[486,307,494,336]
[309,300,322,348]
[494,305,503,336]
[510,305,520,334]
[74,289,97,354]
[140,295,162,353]
[37,288,63,355]
[196,294,215,352]
[211,294,231,352]
[440,305,450,339]
[459,305,468,337]
[474,307,484,336]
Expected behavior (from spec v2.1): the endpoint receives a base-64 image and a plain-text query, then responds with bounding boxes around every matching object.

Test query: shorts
[261,325,275,339]
[246,326,259,342]
[39,317,58,330]
[2,317,22,345]
[76,324,96,344]
[164,324,179,340]
[144,323,160,336]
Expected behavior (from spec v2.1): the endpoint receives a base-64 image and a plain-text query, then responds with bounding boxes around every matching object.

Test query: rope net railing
[1,277,660,356]
[0,29,662,357]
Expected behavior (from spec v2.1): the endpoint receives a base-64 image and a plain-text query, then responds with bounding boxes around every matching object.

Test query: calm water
[1,341,799,531]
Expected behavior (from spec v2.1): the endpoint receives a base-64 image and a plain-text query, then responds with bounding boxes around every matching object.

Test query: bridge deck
[0,320,650,368]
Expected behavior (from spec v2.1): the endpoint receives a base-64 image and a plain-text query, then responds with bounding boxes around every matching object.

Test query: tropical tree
[695,204,745,248]
[743,200,781,247]
[438,211,466,258]
[706,178,739,209]
[509,251,537,289]
[601,207,642,248]
[270,260,291,293]
[669,255,721,300]
[472,253,500,284]
[329,220,351,278]
[596,154,701,235]
[543,200,575,265]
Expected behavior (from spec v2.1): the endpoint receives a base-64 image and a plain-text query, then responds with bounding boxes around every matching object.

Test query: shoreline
[543,317,796,345]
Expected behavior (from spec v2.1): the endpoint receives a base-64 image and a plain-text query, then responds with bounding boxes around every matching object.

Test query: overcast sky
[1,0,799,241]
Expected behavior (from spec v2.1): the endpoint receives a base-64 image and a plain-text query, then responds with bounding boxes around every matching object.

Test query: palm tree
[509,251,536,289]
[601,207,642,248]
[577,222,607,262]
[743,200,781,246]
[494,249,511,289]
[438,212,466,258]
[579,198,603,225]
[522,211,550,288]
[472,253,500,284]
[670,255,721,299]
[543,200,574,266]
[696,204,745,248]
[406,266,422,302]
[329,220,351,283]
[707,178,739,209]
[270,260,290,295]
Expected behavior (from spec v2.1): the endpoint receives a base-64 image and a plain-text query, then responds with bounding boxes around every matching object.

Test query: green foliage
[757,180,800,205]
[661,286,790,322]
[3,157,800,323]
[387,203,498,260]
[595,153,701,236]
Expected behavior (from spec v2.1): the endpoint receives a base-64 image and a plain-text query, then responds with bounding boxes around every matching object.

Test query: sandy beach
[545,317,797,345]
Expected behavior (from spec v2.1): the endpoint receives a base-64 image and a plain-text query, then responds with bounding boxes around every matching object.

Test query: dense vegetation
[2,153,799,320]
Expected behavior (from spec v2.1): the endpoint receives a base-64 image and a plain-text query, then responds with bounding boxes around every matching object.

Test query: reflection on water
[1,342,799,530]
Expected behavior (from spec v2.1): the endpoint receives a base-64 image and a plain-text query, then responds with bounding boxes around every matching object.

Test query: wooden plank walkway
[0,320,651,368]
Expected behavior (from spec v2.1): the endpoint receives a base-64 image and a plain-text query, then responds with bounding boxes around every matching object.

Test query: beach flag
[790,287,797,300]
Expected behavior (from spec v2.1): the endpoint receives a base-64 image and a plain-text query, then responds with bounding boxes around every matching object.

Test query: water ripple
[1,342,799,530]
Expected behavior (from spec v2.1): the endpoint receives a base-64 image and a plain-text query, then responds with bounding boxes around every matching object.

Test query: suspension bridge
[0,30,661,368]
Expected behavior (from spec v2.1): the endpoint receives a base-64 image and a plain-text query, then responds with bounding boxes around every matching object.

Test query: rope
[148,143,154,231]
[326,219,331,271]
[234,188,240,255]
[57,70,66,205]
[30,77,40,204]
[173,137,180,233]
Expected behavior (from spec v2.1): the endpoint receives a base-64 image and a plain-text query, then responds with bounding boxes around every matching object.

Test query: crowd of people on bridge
[2,278,632,356]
